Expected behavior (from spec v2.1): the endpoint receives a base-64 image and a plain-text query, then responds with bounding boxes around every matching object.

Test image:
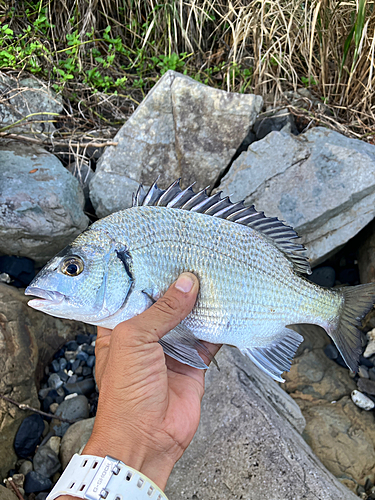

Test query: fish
[25,179,375,382]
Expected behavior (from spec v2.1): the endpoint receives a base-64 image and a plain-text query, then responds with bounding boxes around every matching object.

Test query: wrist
[81,430,175,491]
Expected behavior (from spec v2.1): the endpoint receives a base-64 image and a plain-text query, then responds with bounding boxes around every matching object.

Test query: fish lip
[25,286,65,304]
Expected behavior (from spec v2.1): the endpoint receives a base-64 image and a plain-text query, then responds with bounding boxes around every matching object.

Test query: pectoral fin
[242,328,303,382]
[159,324,218,370]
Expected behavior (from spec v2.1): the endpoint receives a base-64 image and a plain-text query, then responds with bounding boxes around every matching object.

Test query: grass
[0,0,375,143]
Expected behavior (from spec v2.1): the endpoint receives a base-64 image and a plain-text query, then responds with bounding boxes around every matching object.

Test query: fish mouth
[25,286,65,307]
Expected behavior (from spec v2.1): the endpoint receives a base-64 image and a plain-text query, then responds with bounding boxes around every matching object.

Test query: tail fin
[329,283,375,372]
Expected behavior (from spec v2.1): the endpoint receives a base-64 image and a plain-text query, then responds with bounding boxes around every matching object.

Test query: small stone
[51,360,60,373]
[359,355,374,368]
[33,445,61,478]
[38,388,50,400]
[56,387,65,397]
[358,378,375,395]
[36,493,49,500]
[86,355,96,368]
[49,403,59,414]
[82,366,92,377]
[76,334,90,345]
[64,393,78,400]
[24,471,52,494]
[52,422,70,438]
[42,396,54,413]
[67,375,78,384]
[55,394,89,421]
[9,473,25,490]
[52,472,61,484]
[64,378,95,396]
[324,344,338,360]
[64,351,77,362]
[66,341,78,351]
[351,390,375,410]
[75,366,83,376]
[369,368,375,381]
[60,418,95,469]
[76,351,89,362]
[57,370,69,383]
[46,436,61,456]
[19,460,33,476]
[59,358,67,371]
[48,373,63,390]
[42,420,49,438]
[359,365,369,378]
[90,334,97,343]
[82,344,95,356]
[14,414,45,458]
[71,359,80,372]
[364,329,375,358]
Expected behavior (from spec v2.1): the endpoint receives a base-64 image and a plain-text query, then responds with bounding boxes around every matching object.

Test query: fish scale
[25,179,375,382]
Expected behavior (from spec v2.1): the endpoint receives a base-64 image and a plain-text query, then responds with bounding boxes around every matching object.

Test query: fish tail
[327,283,375,373]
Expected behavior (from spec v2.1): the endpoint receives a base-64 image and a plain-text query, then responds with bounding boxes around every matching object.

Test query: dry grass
[1,0,375,142]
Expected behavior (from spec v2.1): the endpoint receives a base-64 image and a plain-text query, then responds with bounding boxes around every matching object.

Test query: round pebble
[19,460,33,476]
[351,390,375,410]
[358,365,369,379]
[48,373,63,390]
[49,403,59,414]
[33,445,61,478]
[87,355,96,368]
[24,471,52,494]
[46,436,61,456]
[14,414,45,458]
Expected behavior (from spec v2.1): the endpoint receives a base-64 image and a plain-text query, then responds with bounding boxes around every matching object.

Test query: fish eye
[60,256,84,277]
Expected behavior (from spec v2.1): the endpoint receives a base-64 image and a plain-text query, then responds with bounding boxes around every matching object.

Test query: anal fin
[242,328,304,382]
[159,323,218,370]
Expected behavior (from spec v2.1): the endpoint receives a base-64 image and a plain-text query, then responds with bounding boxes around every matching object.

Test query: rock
[351,390,375,410]
[49,403,59,414]
[46,436,61,456]
[24,471,52,494]
[324,344,339,360]
[19,460,33,476]
[53,395,89,428]
[47,373,63,390]
[67,161,94,211]
[0,485,18,500]
[0,256,35,287]
[358,365,369,378]
[358,378,375,395]
[283,325,375,488]
[308,266,336,288]
[63,378,95,396]
[218,127,375,265]
[36,493,49,500]
[86,355,96,368]
[0,283,94,481]
[0,141,89,265]
[60,417,95,469]
[0,73,63,136]
[253,108,298,140]
[166,346,357,499]
[90,70,263,218]
[364,329,375,358]
[358,219,375,284]
[33,445,61,478]
[14,414,45,459]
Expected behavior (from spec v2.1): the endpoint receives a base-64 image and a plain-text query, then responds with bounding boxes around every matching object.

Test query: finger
[113,272,199,344]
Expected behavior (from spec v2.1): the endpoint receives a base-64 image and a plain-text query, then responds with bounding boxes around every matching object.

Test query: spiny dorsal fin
[132,179,311,275]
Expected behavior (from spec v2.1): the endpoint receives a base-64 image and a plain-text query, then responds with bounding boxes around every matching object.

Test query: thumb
[123,272,200,344]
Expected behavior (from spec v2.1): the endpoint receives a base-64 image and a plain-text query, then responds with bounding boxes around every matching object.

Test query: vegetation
[0,0,374,138]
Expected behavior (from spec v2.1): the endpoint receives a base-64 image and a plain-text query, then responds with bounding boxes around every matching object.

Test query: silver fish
[25,179,375,381]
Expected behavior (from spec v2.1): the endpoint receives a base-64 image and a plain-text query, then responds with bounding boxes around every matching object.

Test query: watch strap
[46,454,168,500]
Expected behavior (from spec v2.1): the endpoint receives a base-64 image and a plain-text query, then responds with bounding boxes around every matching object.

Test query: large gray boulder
[218,127,375,265]
[165,346,357,499]
[90,70,263,218]
[0,283,94,481]
[0,73,63,135]
[0,141,89,265]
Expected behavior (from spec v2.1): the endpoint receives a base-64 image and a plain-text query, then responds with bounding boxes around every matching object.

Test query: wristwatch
[46,454,169,500]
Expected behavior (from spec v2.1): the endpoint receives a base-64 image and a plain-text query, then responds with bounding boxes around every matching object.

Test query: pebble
[67,374,78,384]
[51,359,60,373]
[324,344,338,360]
[49,403,59,414]
[369,368,375,381]
[57,370,69,383]
[33,445,61,478]
[65,393,78,400]
[55,394,89,421]
[364,329,375,358]
[53,422,70,438]
[71,359,80,372]
[76,351,89,362]
[87,355,96,368]
[75,366,83,376]
[358,365,369,378]
[66,340,78,351]
[46,436,61,456]
[48,373,63,390]
[359,355,374,368]
[82,366,92,377]
[36,493,49,500]
[82,344,95,356]
[14,414,45,458]
[24,471,52,494]
[357,378,375,395]
[64,378,95,396]
[59,358,67,371]
[76,333,90,345]
[351,390,375,410]
[42,420,50,438]
[64,350,77,362]
[19,460,33,476]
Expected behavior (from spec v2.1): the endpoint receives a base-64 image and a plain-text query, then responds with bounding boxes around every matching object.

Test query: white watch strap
[46,454,168,500]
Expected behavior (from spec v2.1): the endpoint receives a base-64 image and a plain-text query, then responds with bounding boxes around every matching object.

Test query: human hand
[61,272,220,496]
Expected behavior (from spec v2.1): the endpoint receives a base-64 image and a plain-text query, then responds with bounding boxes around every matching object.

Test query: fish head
[25,230,133,323]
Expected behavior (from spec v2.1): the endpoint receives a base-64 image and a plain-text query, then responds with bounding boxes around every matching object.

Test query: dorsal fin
[132,179,311,275]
